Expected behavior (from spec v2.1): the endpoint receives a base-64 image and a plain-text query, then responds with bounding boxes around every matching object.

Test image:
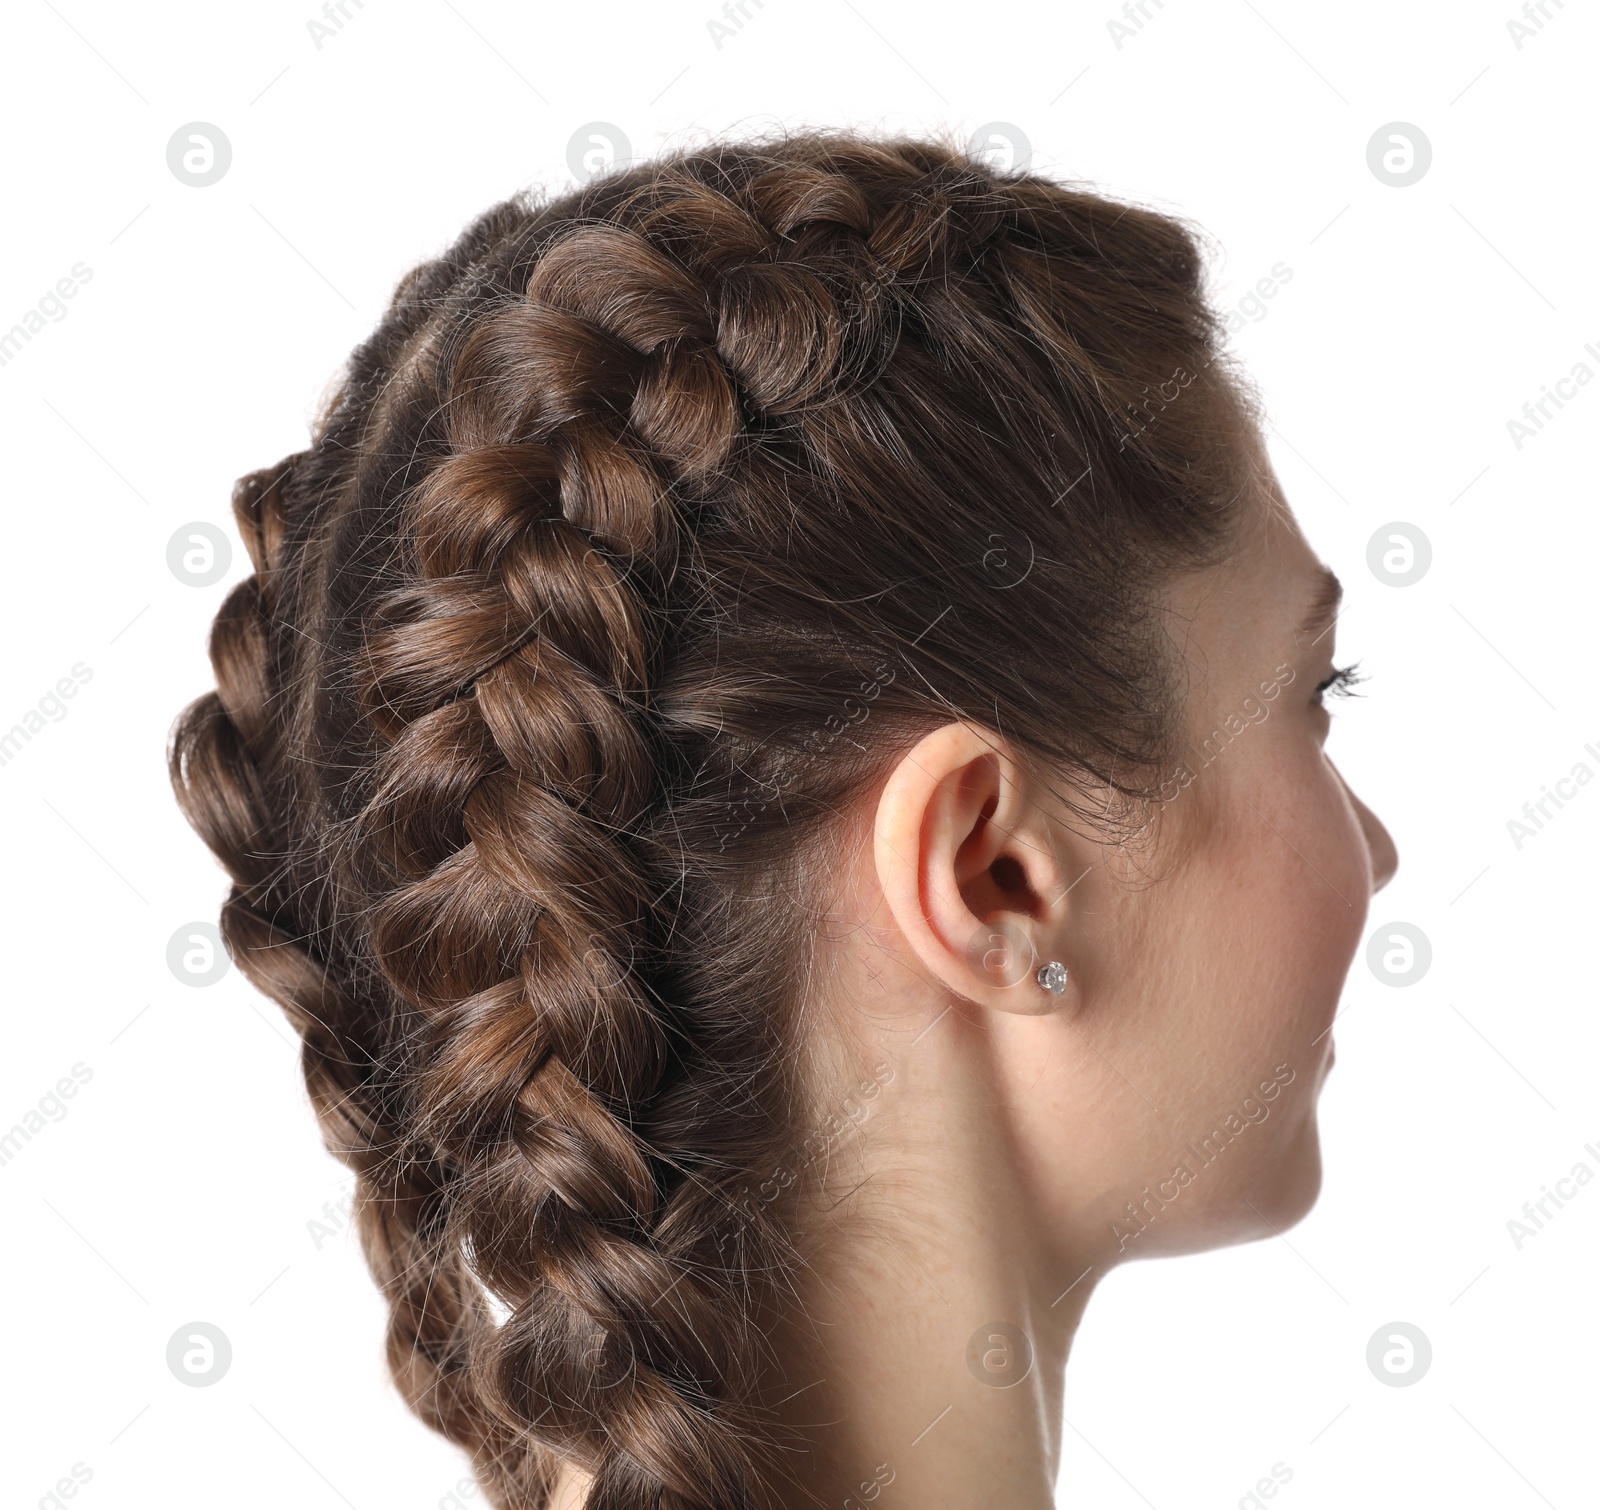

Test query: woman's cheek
[1227,741,1369,1012]
[1317,752,1377,922]
[1285,752,1374,983]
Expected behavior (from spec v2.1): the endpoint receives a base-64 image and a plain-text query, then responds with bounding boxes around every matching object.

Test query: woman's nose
[1339,769,1398,894]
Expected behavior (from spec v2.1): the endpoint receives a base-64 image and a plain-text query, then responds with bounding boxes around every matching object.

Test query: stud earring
[1036,960,1069,995]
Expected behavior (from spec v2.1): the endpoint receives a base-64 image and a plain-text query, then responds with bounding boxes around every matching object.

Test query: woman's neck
[754,992,1100,1510]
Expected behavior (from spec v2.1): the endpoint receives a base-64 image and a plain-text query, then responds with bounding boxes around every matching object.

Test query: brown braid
[170,128,1255,1508]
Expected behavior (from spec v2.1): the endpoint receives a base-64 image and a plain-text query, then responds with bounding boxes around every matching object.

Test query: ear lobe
[873,722,1076,1016]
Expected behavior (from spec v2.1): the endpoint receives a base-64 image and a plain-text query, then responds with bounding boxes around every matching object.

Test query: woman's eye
[1314,661,1367,704]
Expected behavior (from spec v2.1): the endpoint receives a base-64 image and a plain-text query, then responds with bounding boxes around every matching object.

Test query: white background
[1,1,1594,1506]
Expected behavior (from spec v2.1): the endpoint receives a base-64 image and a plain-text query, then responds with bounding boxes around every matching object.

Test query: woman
[170,128,1396,1509]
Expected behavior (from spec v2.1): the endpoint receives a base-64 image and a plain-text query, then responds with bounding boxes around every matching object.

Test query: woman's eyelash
[1314,661,1367,700]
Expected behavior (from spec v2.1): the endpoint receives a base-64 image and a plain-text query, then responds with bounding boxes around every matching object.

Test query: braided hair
[170,129,1254,1508]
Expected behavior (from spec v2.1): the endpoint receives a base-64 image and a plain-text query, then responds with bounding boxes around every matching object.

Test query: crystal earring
[1036,960,1069,995]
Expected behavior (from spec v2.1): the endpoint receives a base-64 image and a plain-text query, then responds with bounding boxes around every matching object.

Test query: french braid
[171,129,1253,1508]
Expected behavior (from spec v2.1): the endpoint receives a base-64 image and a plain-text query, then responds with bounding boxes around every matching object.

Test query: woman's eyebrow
[1298,566,1344,646]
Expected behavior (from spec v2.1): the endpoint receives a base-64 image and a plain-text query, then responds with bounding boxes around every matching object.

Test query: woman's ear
[873,722,1082,1017]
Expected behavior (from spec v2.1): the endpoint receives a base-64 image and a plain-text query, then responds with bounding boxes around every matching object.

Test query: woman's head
[848,460,1396,1277]
[170,128,1392,1508]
